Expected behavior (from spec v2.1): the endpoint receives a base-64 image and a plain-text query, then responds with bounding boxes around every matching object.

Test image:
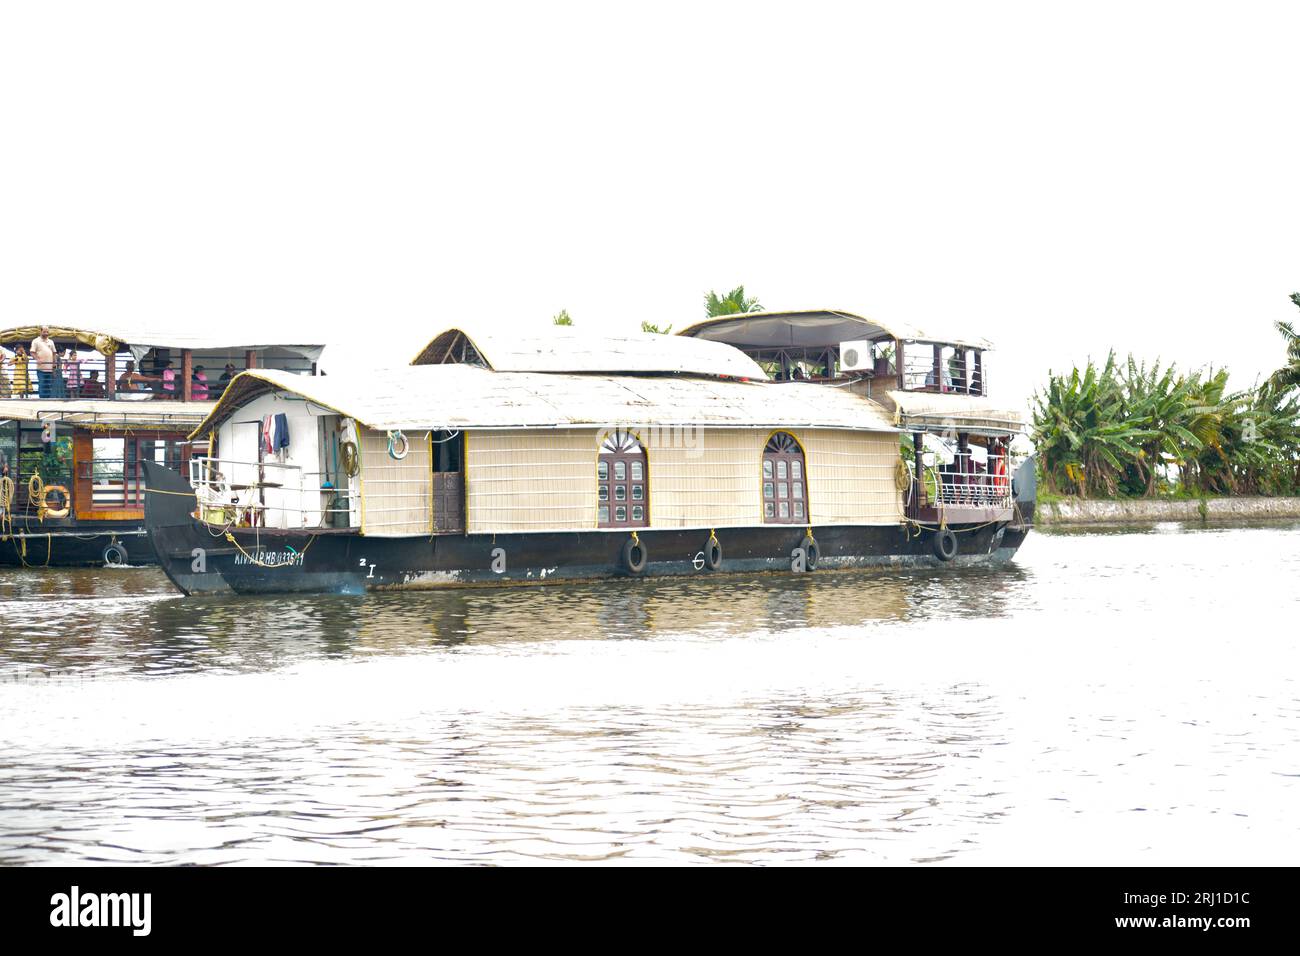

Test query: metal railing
[926,451,1012,508]
[899,347,987,395]
[189,456,355,529]
[1,356,315,401]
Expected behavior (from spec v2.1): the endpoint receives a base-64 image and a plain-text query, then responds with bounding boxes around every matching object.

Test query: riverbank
[1035,495,1300,525]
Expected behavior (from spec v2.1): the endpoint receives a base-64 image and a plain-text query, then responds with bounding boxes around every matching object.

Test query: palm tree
[1032,353,1149,497]
[1121,358,1203,496]
[704,286,763,318]
[1263,293,1300,397]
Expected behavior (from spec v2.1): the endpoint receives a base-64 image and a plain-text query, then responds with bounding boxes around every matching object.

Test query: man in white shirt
[30,327,57,398]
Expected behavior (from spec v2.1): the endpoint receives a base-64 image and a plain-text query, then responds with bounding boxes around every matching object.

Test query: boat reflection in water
[0,561,1025,679]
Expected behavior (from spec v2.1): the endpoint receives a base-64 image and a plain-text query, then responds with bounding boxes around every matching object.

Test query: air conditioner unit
[839,340,873,373]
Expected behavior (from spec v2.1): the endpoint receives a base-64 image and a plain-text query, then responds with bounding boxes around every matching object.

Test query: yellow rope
[629,530,640,546]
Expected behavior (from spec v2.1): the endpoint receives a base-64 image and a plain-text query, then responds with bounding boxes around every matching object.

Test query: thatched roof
[193,365,898,438]
[411,326,767,380]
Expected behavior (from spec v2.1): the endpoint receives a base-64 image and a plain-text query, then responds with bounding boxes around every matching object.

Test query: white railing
[189,456,354,529]
[926,451,1012,508]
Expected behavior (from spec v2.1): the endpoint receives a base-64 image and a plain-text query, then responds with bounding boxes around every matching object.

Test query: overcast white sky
[3,1,1297,414]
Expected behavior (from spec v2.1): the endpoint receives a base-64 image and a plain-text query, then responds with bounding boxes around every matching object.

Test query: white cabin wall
[212,391,326,528]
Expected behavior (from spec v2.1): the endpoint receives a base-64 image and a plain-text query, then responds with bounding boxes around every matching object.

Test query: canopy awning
[887,390,1025,436]
[676,309,994,351]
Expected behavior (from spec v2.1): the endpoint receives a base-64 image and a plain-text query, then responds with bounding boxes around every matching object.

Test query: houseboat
[143,311,1034,595]
[0,323,323,566]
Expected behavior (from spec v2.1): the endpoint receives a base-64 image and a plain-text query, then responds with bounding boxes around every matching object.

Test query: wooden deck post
[895,339,905,390]
[245,349,257,371]
[181,348,193,402]
[105,350,116,399]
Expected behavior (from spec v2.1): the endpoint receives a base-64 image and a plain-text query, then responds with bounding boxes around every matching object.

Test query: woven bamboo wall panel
[454,426,900,534]
[795,428,902,526]
[466,428,596,532]
[359,428,432,536]
[649,429,763,527]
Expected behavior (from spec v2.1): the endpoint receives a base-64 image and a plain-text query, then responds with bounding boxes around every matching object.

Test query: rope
[907,517,1007,535]
[142,487,197,498]
[223,530,318,567]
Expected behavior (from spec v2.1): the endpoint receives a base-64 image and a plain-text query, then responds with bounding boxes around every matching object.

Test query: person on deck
[192,365,210,400]
[13,347,31,396]
[80,370,104,398]
[30,328,57,398]
[62,348,82,398]
[117,360,147,394]
[159,359,177,398]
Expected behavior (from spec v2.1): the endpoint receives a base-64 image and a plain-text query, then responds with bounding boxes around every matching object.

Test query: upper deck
[0,323,323,404]
[676,308,994,397]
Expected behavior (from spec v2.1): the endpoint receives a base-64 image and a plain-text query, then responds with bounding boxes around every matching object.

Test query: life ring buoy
[932,528,958,561]
[42,484,70,518]
[621,535,647,575]
[341,441,359,477]
[801,534,819,570]
[387,430,409,461]
[103,542,128,566]
[704,536,722,571]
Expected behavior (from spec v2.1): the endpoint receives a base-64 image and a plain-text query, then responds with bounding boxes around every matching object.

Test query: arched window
[598,430,647,528]
[763,432,807,524]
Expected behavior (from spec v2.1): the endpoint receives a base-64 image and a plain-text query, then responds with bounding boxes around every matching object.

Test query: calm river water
[1,521,1297,865]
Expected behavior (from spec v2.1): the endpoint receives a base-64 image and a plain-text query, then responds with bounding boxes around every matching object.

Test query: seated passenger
[80,371,104,398]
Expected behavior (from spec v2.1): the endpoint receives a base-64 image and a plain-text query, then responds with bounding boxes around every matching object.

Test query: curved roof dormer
[411,326,767,381]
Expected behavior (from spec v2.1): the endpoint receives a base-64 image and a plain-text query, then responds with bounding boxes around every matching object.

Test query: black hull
[142,462,1034,598]
[0,521,154,567]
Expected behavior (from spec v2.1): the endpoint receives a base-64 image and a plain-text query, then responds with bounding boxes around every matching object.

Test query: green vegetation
[1033,300,1300,499]
[552,309,573,326]
[640,321,672,334]
[704,286,763,318]
[1263,293,1300,397]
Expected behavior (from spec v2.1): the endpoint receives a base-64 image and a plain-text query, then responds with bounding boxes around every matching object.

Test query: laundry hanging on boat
[273,413,290,451]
